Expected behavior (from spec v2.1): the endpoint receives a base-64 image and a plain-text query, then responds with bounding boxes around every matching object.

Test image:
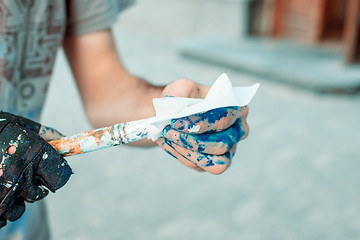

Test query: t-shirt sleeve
[65,0,135,36]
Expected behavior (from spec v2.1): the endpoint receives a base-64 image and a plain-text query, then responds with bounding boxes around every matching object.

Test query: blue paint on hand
[162,125,171,137]
[204,159,215,167]
[169,120,244,153]
[171,106,240,132]
[171,119,185,130]
[215,159,226,165]
[164,148,177,159]
[178,134,193,150]
[197,107,232,125]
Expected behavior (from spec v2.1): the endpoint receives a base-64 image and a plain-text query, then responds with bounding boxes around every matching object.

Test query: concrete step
[180,37,360,93]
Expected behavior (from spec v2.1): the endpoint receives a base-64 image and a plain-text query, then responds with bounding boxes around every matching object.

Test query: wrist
[85,76,164,128]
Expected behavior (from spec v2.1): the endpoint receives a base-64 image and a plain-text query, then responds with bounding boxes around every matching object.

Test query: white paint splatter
[58,146,71,155]
[80,136,99,153]
[188,125,200,133]
[1,154,9,163]
[9,139,18,148]
[113,126,120,143]
[3,181,12,188]
[100,131,112,145]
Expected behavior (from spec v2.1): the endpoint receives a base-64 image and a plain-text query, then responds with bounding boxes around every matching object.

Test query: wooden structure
[344,0,360,63]
[250,0,360,64]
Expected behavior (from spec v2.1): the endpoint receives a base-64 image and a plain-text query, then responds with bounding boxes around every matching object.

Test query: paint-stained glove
[156,79,249,175]
[0,112,72,228]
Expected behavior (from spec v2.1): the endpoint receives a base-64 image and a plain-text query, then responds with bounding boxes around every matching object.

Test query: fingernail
[162,125,171,137]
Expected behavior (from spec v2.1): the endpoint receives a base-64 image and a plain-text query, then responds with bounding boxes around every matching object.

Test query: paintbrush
[49,78,260,157]
[49,118,159,157]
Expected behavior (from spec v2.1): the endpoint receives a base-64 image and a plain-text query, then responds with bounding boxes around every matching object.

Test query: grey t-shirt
[0,0,134,239]
[0,0,134,121]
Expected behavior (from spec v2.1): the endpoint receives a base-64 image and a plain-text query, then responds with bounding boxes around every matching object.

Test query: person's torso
[0,0,66,121]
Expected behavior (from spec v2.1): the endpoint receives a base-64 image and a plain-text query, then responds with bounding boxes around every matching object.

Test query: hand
[0,112,72,227]
[156,79,249,175]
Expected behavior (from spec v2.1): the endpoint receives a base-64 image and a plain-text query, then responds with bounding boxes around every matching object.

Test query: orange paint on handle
[49,119,151,157]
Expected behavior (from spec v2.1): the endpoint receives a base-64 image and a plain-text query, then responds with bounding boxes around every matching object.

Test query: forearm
[63,30,164,129]
[80,73,164,128]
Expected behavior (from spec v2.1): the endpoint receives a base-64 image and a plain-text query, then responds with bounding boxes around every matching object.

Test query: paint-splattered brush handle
[49,119,151,157]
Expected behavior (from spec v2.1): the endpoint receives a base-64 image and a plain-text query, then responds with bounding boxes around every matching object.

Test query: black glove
[0,112,72,227]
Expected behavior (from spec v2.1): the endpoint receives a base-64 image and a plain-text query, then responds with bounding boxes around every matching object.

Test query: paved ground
[41,2,360,240]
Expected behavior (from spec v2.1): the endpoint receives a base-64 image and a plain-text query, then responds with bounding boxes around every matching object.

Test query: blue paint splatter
[197,108,230,125]
[171,119,185,130]
[179,134,193,150]
[164,149,177,159]
[164,139,193,162]
[204,159,215,167]
[196,154,205,162]
[197,144,206,152]
[171,107,240,132]
[189,120,243,152]
[168,119,243,154]
[215,160,226,165]
[162,125,171,137]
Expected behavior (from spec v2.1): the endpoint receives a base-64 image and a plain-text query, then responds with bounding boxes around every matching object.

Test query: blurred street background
[41,0,360,239]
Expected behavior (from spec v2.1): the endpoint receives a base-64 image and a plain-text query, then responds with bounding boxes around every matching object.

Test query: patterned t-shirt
[0,0,134,239]
[0,0,134,121]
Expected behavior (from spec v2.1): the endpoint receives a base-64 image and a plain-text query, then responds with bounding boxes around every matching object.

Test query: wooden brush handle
[49,119,150,157]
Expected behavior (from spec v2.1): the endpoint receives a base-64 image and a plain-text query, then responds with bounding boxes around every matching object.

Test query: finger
[197,84,211,99]
[156,138,205,172]
[164,120,245,155]
[19,183,49,203]
[0,218,6,228]
[4,200,25,222]
[184,146,236,175]
[0,111,41,133]
[159,138,236,175]
[162,79,210,99]
[171,106,248,134]
[38,125,65,141]
[35,145,72,192]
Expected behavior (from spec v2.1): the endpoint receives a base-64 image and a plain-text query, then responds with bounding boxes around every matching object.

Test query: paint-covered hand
[156,79,249,174]
[0,112,72,228]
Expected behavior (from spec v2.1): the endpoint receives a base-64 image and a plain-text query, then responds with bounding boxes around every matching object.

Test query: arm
[63,29,250,174]
[63,29,163,128]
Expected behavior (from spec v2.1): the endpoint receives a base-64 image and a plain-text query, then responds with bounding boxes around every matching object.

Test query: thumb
[38,125,65,141]
[35,143,73,192]
[0,112,64,141]
[162,79,210,99]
